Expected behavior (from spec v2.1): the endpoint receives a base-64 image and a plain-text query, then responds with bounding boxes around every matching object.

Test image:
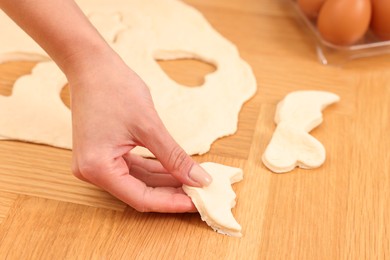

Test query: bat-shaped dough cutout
[262,91,340,173]
[183,162,243,237]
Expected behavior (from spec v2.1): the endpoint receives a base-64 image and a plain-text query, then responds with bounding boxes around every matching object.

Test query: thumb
[137,120,212,187]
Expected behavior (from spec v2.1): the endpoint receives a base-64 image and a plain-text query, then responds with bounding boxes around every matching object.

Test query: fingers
[123,153,181,186]
[130,165,182,187]
[135,116,212,187]
[142,186,197,213]
[75,156,195,212]
[123,153,169,174]
[99,160,195,212]
[111,176,195,213]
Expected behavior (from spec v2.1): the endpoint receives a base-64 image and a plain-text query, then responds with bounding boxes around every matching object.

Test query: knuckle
[72,152,106,182]
[132,188,151,213]
[133,119,158,140]
[133,204,148,213]
[167,146,192,176]
[71,162,83,180]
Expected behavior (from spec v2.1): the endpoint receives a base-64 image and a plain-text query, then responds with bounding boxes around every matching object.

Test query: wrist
[60,40,115,77]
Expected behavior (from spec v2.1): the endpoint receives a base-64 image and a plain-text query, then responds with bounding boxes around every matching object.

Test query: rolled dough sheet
[183,162,243,237]
[0,0,257,156]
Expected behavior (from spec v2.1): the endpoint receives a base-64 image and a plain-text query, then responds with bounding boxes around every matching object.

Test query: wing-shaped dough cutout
[263,91,340,173]
[183,162,243,237]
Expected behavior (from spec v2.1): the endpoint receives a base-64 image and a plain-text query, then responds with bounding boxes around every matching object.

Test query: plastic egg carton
[287,0,390,65]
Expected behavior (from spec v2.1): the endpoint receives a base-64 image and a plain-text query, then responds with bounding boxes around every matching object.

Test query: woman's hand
[0,0,212,212]
[67,50,212,213]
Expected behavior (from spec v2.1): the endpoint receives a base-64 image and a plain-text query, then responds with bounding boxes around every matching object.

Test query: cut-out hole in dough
[0,61,37,96]
[60,84,71,109]
[156,58,216,87]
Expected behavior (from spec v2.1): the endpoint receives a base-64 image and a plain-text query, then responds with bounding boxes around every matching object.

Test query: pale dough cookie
[262,91,340,173]
[183,162,243,237]
[0,0,257,157]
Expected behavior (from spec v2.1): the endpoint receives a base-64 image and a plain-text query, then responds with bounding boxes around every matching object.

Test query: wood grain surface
[1,0,389,259]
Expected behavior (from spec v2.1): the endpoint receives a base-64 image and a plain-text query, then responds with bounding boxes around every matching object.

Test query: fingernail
[189,164,212,187]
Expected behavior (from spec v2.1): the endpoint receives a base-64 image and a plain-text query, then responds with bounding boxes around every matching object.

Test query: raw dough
[183,162,243,237]
[0,62,71,147]
[0,0,257,156]
[262,91,340,173]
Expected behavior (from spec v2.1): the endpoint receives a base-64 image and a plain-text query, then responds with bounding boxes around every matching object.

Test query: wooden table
[1,0,389,258]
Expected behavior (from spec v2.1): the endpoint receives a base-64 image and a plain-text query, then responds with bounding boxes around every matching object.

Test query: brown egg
[298,0,328,19]
[317,0,371,46]
[371,0,390,40]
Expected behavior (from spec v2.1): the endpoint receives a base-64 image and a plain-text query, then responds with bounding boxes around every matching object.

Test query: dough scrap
[183,162,243,237]
[0,0,257,156]
[262,91,340,173]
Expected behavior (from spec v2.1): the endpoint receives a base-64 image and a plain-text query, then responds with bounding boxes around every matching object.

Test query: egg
[298,0,328,19]
[317,0,371,46]
[370,0,390,41]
